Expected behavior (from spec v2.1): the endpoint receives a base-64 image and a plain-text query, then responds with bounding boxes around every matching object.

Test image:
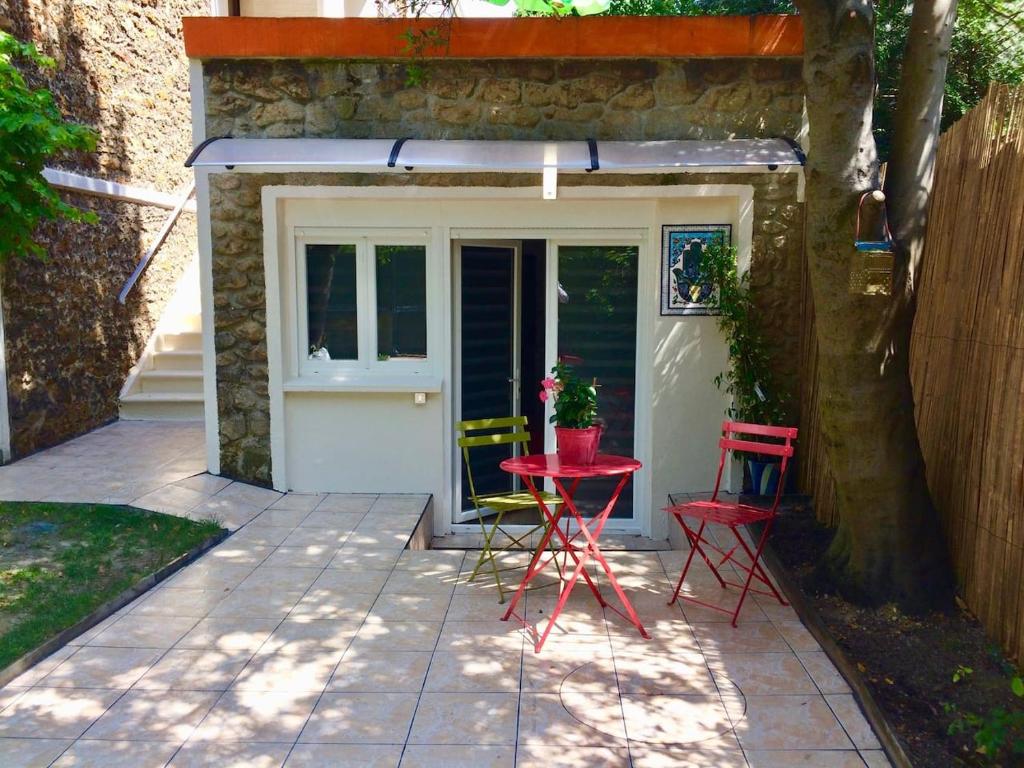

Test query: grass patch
[0,502,222,671]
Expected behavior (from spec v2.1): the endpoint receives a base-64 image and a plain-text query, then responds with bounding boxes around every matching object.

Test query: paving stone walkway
[0,422,891,767]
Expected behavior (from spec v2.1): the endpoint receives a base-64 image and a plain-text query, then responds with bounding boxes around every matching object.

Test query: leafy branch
[0,31,97,260]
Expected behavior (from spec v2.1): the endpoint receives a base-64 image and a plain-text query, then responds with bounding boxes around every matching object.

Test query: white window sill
[283,375,443,393]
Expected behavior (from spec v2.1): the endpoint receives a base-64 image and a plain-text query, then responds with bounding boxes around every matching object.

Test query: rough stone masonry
[0,0,203,458]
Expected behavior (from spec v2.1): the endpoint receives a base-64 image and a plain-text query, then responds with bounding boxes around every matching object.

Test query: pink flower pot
[555,425,603,465]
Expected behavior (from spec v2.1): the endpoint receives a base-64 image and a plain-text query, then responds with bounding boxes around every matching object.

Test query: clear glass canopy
[186,137,804,171]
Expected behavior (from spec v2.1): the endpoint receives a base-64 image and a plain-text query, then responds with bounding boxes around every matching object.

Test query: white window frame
[289,226,437,389]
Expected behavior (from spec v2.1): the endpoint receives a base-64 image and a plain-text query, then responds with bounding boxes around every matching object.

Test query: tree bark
[795,0,952,608]
[885,0,958,288]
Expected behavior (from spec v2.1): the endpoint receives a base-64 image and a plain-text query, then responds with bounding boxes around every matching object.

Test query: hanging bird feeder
[850,190,894,296]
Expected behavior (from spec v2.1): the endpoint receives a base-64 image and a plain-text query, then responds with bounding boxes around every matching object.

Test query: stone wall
[0,0,204,458]
[203,55,804,483]
[204,58,803,141]
[209,171,803,485]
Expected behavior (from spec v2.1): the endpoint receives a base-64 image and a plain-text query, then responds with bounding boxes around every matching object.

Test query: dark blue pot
[747,458,781,496]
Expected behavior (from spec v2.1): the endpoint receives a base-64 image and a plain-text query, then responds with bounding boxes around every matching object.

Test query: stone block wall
[0,0,204,458]
[204,58,803,141]
[202,55,805,484]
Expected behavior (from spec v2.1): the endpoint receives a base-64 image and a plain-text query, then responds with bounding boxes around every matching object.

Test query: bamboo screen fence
[798,84,1024,662]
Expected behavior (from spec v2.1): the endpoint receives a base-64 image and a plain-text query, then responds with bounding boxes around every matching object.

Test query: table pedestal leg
[501,467,648,652]
[551,474,650,645]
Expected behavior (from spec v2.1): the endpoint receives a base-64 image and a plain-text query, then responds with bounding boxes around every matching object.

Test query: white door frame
[452,239,522,524]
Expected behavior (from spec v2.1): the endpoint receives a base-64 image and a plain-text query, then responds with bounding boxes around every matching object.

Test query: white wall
[263,186,746,537]
[285,392,446,495]
[240,0,318,15]
[648,197,738,540]
[0,265,10,463]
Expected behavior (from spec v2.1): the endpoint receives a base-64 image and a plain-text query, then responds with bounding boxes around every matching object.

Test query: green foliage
[608,0,792,14]
[401,26,447,86]
[874,0,1024,158]
[0,31,97,260]
[955,664,976,683]
[484,0,612,16]
[945,670,1024,763]
[604,0,1024,160]
[542,361,598,428]
[697,240,787,426]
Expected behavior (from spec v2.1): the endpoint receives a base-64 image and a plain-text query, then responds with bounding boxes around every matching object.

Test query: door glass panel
[376,244,427,360]
[460,246,516,507]
[306,243,357,360]
[557,245,639,518]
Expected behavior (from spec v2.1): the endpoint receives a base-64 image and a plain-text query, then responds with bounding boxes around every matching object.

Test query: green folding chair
[457,416,562,603]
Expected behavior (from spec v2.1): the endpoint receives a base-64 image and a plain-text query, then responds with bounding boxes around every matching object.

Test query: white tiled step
[158,331,202,353]
[119,392,204,421]
[151,350,203,371]
[137,370,204,394]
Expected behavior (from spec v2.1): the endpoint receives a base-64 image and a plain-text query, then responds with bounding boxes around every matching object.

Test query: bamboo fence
[799,84,1024,662]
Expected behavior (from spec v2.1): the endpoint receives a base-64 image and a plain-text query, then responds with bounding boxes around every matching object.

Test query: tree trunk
[795,0,952,608]
[885,0,958,287]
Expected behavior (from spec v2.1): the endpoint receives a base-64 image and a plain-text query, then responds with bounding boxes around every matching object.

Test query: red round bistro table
[499,453,649,653]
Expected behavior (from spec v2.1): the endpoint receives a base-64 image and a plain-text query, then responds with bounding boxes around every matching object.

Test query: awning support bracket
[388,137,411,169]
[778,137,807,166]
[185,135,231,168]
[586,138,600,172]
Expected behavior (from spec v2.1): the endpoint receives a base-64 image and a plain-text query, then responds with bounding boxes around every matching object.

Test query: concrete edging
[0,526,229,689]
[757,533,915,768]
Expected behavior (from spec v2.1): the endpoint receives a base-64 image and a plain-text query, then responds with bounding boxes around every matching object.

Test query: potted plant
[698,240,789,495]
[540,361,602,465]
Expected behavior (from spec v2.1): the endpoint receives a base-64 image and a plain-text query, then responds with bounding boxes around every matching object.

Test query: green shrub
[0,31,97,260]
[947,670,1024,763]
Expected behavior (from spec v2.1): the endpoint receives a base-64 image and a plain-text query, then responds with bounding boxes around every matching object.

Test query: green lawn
[0,502,222,671]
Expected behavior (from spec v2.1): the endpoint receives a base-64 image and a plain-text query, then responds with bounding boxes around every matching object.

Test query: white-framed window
[293,228,435,385]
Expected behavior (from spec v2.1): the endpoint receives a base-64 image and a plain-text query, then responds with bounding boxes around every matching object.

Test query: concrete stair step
[158,331,202,353]
[138,370,204,395]
[119,392,204,421]
[151,350,203,371]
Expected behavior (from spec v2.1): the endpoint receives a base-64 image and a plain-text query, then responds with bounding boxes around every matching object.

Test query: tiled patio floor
[0,422,207,508]
[0,421,288,531]
[0,422,891,767]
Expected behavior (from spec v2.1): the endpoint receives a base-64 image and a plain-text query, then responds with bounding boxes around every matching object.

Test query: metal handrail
[117,181,196,305]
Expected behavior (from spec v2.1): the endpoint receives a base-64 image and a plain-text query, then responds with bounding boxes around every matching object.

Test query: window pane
[376,245,427,360]
[306,244,357,361]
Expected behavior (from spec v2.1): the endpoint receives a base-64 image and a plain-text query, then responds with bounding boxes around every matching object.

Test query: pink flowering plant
[540,362,598,428]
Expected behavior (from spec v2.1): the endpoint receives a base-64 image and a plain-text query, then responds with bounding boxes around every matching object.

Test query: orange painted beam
[183,16,803,60]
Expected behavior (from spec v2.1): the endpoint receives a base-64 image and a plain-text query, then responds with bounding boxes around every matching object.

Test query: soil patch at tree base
[767,503,1022,767]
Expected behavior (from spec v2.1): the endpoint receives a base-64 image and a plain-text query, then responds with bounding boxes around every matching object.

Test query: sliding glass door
[553,243,640,519]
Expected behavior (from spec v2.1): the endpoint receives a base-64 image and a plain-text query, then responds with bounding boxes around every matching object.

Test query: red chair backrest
[711,421,798,512]
[719,421,797,459]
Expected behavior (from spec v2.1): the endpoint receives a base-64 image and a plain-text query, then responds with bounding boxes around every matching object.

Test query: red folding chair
[665,421,797,626]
